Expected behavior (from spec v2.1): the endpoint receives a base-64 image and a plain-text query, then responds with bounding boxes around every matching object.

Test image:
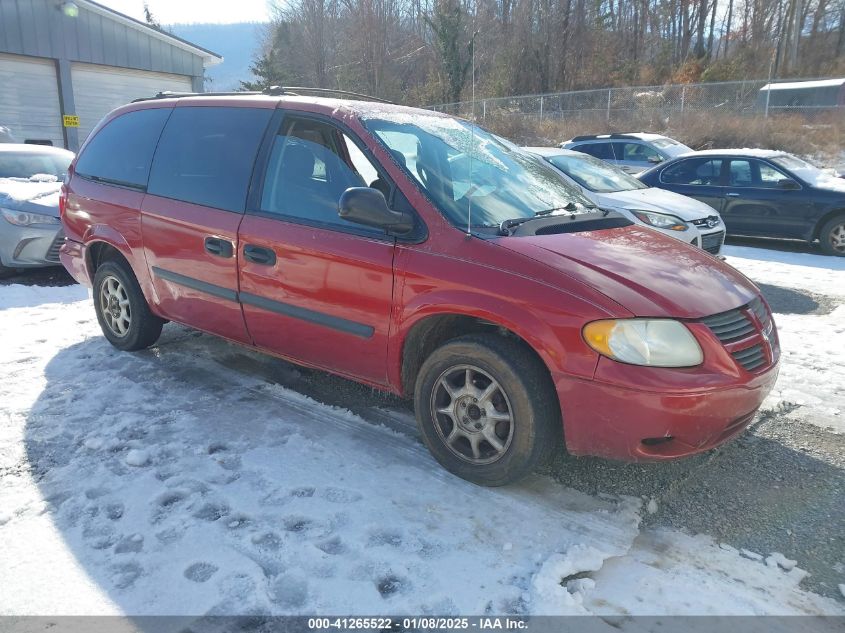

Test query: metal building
[757,78,845,113]
[0,0,221,151]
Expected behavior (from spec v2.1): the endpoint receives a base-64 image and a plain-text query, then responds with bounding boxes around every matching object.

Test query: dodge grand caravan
[60,89,780,486]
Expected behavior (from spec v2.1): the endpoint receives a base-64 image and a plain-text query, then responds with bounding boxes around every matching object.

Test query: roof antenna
[466,24,478,238]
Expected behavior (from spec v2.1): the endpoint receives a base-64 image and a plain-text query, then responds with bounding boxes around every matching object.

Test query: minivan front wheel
[415,333,559,486]
[93,260,164,351]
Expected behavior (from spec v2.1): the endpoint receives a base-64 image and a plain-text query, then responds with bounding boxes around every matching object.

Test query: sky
[95,0,271,25]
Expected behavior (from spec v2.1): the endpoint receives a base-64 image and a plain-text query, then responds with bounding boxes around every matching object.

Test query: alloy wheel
[99,275,132,337]
[828,222,845,254]
[430,364,514,465]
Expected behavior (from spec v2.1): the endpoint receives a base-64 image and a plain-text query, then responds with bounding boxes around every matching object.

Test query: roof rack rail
[268,86,395,104]
[132,86,394,104]
[569,133,640,142]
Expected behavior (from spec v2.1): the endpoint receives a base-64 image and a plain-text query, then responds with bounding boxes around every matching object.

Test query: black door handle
[205,237,234,258]
[243,244,277,266]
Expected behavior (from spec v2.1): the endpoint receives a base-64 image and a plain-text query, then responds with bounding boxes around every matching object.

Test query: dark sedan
[638,150,845,255]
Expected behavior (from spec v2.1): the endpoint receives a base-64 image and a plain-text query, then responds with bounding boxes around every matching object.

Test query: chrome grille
[700,308,755,343]
[701,297,776,373]
[45,230,64,263]
[750,296,769,326]
[731,344,766,371]
[701,230,725,254]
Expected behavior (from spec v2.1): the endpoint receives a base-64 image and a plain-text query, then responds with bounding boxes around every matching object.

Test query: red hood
[495,226,759,319]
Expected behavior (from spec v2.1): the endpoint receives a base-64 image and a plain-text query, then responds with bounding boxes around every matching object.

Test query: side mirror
[777,178,801,190]
[647,155,664,164]
[339,187,414,234]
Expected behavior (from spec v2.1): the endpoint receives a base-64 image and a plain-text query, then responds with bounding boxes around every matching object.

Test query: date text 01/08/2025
[307,617,529,630]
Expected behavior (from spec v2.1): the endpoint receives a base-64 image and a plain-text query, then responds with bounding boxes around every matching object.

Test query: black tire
[93,259,164,351]
[0,262,16,279]
[414,333,560,486]
[818,215,845,257]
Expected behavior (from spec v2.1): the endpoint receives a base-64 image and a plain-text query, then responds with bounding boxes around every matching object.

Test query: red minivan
[60,90,780,486]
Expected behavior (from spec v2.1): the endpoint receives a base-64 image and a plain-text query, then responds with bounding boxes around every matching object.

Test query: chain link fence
[429,78,845,124]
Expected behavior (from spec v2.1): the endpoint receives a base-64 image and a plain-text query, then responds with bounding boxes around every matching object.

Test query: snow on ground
[724,245,845,434]
[723,244,845,298]
[0,245,843,618]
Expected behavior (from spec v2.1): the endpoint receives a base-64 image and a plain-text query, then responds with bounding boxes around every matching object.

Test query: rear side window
[661,158,723,186]
[148,107,273,212]
[75,108,171,188]
[574,142,614,160]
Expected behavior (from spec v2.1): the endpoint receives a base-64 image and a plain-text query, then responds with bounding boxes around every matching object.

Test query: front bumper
[0,221,64,268]
[556,361,778,461]
[696,227,725,255]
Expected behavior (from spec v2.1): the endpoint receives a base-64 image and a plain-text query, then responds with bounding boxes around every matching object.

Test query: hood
[804,171,845,194]
[495,225,758,318]
[0,178,62,217]
[594,187,717,220]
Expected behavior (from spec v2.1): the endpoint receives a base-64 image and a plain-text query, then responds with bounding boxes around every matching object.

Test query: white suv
[561,133,693,175]
[526,147,725,255]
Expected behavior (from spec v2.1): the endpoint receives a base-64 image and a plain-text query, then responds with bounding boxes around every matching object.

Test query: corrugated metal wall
[0,0,205,79]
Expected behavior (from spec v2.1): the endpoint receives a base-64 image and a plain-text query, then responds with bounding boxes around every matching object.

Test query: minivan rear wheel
[93,260,164,351]
[414,333,559,486]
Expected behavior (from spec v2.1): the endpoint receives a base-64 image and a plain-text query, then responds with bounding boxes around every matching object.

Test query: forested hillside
[240,0,845,104]
[169,22,266,91]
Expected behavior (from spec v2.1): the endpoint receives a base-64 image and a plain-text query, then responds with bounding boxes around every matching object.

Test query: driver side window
[616,142,660,163]
[258,117,384,233]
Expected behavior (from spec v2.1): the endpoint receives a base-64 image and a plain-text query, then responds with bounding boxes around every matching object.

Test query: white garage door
[72,63,192,143]
[0,53,64,148]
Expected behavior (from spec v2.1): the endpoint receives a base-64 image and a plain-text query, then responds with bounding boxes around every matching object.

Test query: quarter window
[661,158,723,186]
[147,107,273,212]
[258,117,383,233]
[75,108,171,188]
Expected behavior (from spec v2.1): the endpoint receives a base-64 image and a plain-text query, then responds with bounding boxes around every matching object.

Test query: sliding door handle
[204,237,234,258]
[243,244,277,266]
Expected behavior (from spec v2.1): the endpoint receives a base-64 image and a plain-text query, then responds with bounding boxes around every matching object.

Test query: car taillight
[59,184,67,219]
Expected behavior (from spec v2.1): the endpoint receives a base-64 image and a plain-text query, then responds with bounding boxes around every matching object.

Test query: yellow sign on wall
[63,115,80,128]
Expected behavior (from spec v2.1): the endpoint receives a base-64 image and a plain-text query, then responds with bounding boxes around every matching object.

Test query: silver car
[560,133,693,175]
[526,147,725,255]
[0,144,74,277]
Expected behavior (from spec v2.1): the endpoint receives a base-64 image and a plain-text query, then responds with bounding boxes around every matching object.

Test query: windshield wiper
[499,202,597,235]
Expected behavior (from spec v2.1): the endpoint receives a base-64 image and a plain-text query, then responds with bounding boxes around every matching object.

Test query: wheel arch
[83,229,158,311]
[396,309,561,412]
[812,208,845,241]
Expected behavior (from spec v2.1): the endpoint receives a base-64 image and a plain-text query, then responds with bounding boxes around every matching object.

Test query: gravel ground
[3,239,843,601]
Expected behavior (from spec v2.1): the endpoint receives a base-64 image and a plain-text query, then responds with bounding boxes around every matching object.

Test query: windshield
[0,150,72,180]
[545,152,647,193]
[651,138,693,157]
[770,154,823,180]
[362,115,593,228]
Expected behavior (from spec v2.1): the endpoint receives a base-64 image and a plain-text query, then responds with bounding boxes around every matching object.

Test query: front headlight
[630,209,689,231]
[583,319,703,367]
[1,207,60,226]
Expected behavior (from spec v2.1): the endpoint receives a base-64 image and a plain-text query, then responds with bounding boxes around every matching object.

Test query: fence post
[539,96,544,120]
[680,86,686,113]
[482,99,486,121]
[606,88,612,123]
